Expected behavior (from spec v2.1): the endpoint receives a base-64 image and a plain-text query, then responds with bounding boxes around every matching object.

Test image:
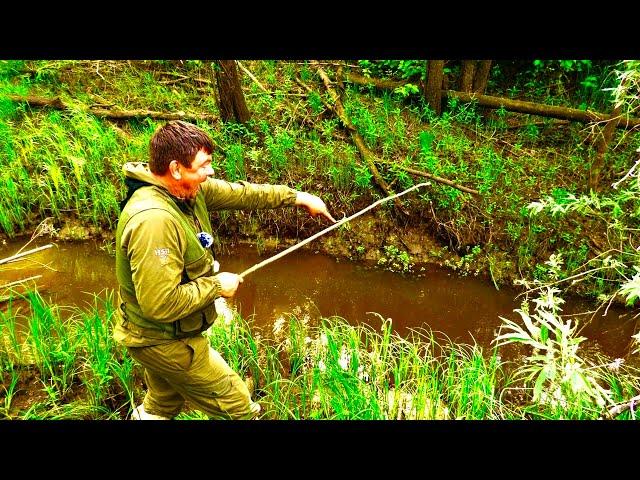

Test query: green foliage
[533,59,594,75]
[0,59,638,339]
[495,287,613,417]
[224,143,246,181]
[524,167,640,299]
[0,289,139,418]
[417,130,437,172]
[26,290,78,397]
[354,162,372,189]
[378,245,413,273]
[0,102,129,235]
[220,120,257,141]
[445,97,482,125]
[1,287,637,419]
[306,90,325,115]
[205,310,262,385]
[265,129,295,180]
[358,60,424,81]
[521,123,540,141]
[505,220,523,243]
[0,60,25,78]
[500,59,618,111]
[326,150,357,190]
[346,100,380,146]
[1,365,20,416]
[618,267,640,306]
[608,60,640,115]
[0,97,19,121]
[551,187,573,205]
[393,83,420,99]
[475,148,506,196]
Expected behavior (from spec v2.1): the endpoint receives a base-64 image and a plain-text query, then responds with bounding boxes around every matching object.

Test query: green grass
[22,290,76,398]
[1,58,639,313]
[0,289,140,419]
[0,288,637,420]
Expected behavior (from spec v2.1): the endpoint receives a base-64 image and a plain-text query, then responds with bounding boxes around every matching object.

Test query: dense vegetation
[1,59,639,419]
[1,291,638,419]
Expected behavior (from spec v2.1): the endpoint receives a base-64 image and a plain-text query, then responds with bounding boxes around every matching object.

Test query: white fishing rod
[239,182,431,279]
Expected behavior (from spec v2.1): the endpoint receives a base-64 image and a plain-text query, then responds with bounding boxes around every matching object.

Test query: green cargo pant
[127,335,259,419]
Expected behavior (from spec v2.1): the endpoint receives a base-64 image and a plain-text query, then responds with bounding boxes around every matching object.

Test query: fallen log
[385,164,479,196]
[336,73,640,129]
[310,61,409,215]
[602,393,640,419]
[7,95,67,108]
[89,107,217,122]
[444,90,640,129]
[237,61,271,96]
[7,95,218,123]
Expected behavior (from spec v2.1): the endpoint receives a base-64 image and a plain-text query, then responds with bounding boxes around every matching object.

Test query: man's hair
[149,120,214,174]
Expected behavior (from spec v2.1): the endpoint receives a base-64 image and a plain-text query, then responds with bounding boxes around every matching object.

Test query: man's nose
[203,165,215,176]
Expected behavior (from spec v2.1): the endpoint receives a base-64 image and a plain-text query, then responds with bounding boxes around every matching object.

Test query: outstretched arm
[201,178,335,222]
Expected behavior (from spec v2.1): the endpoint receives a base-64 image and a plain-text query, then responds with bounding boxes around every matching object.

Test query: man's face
[176,148,214,200]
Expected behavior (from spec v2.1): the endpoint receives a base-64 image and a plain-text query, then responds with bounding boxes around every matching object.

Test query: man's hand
[295,191,336,223]
[216,272,243,298]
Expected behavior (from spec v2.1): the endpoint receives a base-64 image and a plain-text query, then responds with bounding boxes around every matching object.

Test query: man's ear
[169,160,181,180]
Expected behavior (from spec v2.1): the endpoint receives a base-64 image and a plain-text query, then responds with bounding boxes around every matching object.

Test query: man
[114,120,335,420]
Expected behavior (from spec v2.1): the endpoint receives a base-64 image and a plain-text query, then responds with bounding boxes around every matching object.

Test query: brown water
[1,239,637,359]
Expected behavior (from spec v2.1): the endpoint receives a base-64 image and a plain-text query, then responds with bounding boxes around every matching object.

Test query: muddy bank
[0,203,601,301]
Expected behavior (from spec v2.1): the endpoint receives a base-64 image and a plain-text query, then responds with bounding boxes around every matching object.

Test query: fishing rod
[238,182,431,279]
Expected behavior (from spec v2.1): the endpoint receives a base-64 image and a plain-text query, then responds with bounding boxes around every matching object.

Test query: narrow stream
[1,239,637,359]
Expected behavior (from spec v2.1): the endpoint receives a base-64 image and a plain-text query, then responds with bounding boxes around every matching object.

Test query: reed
[0,364,20,418]
[20,400,116,420]
[25,290,78,398]
[1,288,636,420]
[205,310,262,382]
[0,297,27,367]
[75,291,140,415]
[78,304,115,407]
[245,313,503,420]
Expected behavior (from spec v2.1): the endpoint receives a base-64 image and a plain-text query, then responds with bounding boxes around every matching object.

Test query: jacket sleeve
[121,209,222,323]
[201,178,298,211]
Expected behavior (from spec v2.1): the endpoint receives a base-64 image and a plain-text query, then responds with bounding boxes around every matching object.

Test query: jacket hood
[123,162,164,187]
[119,162,166,211]
[119,162,199,211]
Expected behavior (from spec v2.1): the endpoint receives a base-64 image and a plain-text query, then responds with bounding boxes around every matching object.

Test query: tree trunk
[589,105,622,191]
[473,60,492,94]
[214,60,251,124]
[425,60,445,116]
[460,61,476,93]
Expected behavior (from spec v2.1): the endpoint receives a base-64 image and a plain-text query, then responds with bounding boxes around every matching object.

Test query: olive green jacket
[113,162,298,347]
